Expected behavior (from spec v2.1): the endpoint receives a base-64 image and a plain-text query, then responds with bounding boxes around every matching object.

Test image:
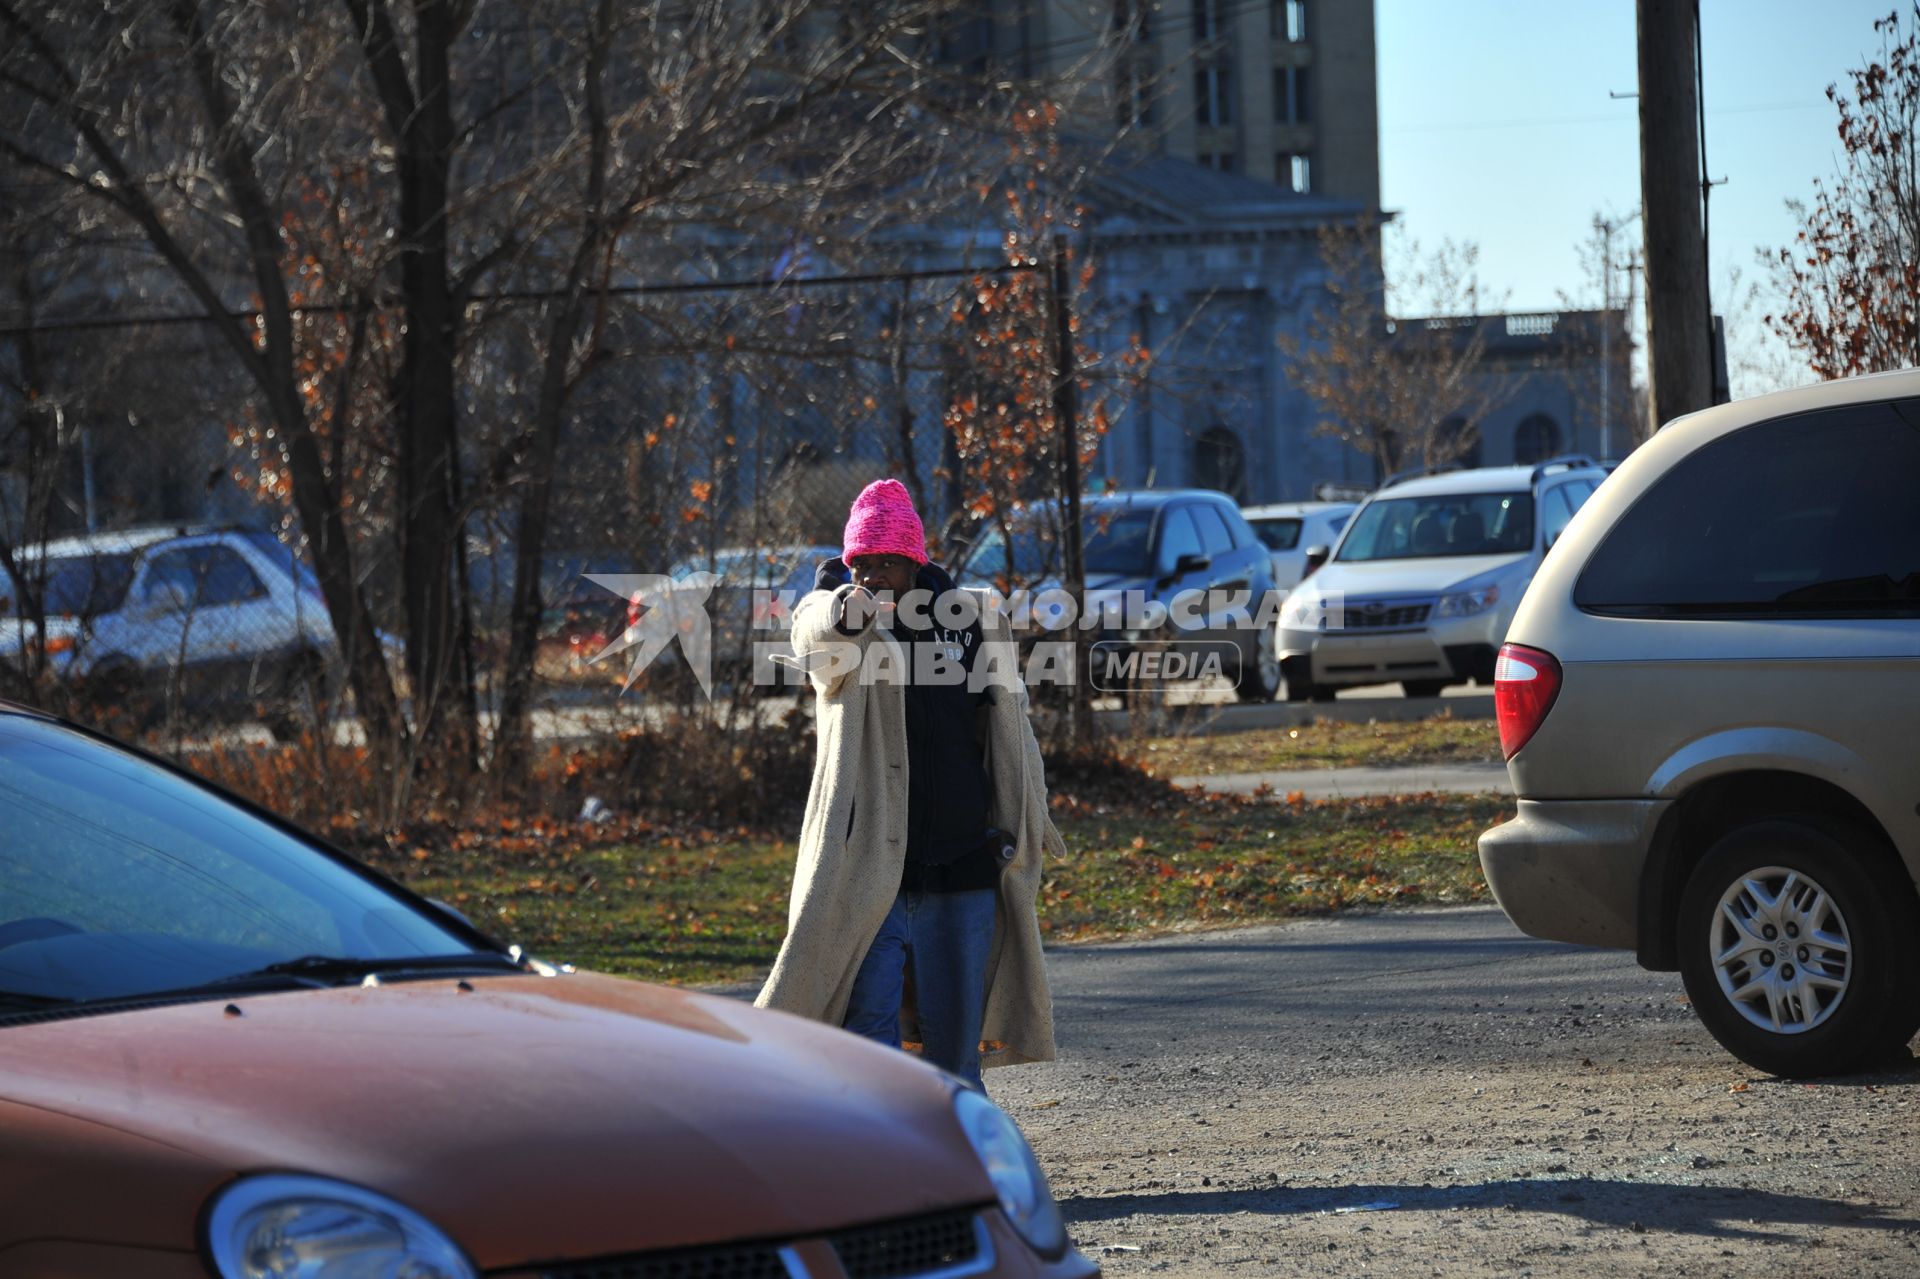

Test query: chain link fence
[0,263,1074,746]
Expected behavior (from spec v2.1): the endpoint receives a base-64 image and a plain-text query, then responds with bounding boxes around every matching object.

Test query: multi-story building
[943,0,1380,204]
[1395,309,1640,468]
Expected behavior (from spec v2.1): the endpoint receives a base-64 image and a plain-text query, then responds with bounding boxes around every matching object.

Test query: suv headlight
[204,1174,477,1279]
[953,1089,1068,1258]
[1436,583,1501,618]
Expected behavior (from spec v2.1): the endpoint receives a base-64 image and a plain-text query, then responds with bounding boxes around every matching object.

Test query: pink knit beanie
[842,479,928,564]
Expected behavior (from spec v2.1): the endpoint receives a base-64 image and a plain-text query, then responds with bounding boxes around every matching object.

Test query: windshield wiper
[64,952,529,1008]
[236,951,527,985]
[0,953,531,1018]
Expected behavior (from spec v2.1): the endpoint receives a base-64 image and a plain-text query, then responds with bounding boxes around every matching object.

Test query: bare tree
[1280,217,1511,478]
[476,2,1112,774]
[1767,5,1920,377]
[0,0,410,764]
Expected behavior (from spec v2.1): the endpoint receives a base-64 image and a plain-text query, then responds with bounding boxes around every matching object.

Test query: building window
[1116,60,1153,127]
[1277,150,1311,192]
[1274,65,1310,124]
[1195,64,1233,125]
[1513,413,1563,465]
[1195,426,1246,498]
[1200,151,1235,172]
[1114,0,1152,40]
[1275,0,1308,42]
[1193,0,1225,43]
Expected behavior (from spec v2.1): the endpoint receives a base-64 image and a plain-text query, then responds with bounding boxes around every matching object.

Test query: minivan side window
[1575,402,1920,617]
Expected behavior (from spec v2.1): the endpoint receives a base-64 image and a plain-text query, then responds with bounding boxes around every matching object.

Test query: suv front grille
[539,1209,990,1279]
[1337,600,1432,629]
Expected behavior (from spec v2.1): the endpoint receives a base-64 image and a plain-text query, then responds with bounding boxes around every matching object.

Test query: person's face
[846,552,916,600]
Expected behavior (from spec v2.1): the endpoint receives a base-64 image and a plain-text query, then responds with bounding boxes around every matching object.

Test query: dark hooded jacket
[816,558,1001,892]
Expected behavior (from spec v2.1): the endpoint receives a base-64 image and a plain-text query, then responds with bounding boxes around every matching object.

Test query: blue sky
[1376,0,1900,396]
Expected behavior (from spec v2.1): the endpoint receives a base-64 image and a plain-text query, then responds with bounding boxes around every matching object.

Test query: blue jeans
[843,888,997,1090]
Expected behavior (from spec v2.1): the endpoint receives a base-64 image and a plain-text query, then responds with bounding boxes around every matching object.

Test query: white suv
[1277,458,1607,700]
[0,526,350,734]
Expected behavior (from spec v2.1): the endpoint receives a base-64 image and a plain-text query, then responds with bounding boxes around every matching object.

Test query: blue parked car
[955,489,1284,702]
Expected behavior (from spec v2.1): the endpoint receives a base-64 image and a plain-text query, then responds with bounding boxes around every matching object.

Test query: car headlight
[204,1174,477,1279]
[1436,584,1501,618]
[953,1089,1068,1258]
[1286,594,1319,627]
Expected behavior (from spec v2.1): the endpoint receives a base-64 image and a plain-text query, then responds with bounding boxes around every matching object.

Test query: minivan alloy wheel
[1708,865,1850,1035]
[1678,817,1920,1078]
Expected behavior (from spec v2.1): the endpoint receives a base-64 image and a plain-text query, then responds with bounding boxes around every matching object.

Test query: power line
[0,260,1040,340]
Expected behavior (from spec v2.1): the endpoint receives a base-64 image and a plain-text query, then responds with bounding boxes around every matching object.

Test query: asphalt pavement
[1029,906,1631,1062]
[989,907,1920,1276]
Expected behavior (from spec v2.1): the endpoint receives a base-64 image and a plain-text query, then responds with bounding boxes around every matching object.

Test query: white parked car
[1277,458,1606,700]
[0,525,359,735]
[1241,501,1357,593]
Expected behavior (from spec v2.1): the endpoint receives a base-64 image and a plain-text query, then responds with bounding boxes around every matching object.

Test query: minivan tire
[1676,816,1920,1078]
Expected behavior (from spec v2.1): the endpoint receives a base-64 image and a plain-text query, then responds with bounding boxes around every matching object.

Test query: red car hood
[0,973,991,1268]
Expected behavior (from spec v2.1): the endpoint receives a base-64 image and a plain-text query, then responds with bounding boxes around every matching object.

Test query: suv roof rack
[1528,454,1601,483]
[1381,462,1463,490]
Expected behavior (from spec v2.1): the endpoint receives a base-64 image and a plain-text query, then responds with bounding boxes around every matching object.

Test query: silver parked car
[1278,459,1606,700]
[1478,370,1920,1077]
[1240,501,1356,594]
[0,526,361,737]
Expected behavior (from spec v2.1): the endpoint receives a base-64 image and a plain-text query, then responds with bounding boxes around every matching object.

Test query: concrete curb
[1090,692,1494,737]
[1174,761,1513,798]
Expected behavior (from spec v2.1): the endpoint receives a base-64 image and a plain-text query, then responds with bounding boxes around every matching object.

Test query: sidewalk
[1173,761,1512,798]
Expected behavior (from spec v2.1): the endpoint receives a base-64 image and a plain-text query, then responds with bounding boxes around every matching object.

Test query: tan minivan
[1479,370,1920,1078]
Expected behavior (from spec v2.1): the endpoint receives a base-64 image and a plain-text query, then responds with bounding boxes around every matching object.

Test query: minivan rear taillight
[1494,643,1562,760]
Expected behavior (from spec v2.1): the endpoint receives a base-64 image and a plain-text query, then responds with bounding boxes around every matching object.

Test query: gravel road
[988,907,1920,1277]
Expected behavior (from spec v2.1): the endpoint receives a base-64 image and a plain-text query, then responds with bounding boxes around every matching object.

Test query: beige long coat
[754,584,1062,1068]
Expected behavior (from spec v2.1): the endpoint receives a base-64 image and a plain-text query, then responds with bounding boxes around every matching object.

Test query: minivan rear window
[1575,402,1920,617]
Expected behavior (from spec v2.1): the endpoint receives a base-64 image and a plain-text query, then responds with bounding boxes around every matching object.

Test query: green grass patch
[1127,714,1500,777]
[366,789,1510,987]
[1039,790,1506,944]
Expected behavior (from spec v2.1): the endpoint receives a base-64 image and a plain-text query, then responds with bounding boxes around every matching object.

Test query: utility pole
[1594,210,1639,460]
[1636,0,1713,428]
[1051,237,1090,745]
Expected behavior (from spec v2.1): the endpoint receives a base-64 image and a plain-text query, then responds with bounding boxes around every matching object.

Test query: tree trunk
[495,0,615,784]
[347,0,472,767]
[170,0,409,762]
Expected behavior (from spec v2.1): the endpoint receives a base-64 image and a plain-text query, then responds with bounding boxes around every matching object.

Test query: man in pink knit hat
[757,478,1061,1088]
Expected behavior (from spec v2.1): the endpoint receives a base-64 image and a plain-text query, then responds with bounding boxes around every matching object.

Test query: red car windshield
[0,716,488,1011]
